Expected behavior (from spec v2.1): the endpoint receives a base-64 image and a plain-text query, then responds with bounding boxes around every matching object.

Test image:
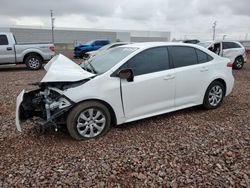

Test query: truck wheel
[67,101,111,140]
[25,55,43,70]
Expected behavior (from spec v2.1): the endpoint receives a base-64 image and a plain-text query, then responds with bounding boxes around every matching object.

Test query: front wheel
[203,81,225,109]
[25,55,43,70]
[67,101,111,140]
[233,56,244,70]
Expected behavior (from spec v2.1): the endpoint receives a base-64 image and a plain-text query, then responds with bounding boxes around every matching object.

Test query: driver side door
[120,47,175,121]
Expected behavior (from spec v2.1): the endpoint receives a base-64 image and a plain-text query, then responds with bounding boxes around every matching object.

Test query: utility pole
[50,10,55,44]
[212,21,217,41]
[245,33,248,40]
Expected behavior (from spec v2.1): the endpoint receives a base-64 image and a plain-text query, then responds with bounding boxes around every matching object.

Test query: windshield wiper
[82,61,97,74]
[88,61,97,74]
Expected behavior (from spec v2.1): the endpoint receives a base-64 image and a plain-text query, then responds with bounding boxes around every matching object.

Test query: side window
[170,46,197,68]
[222,42,232,49]
[124,47,169,76]
[195,49,213,63]
[0,35,9,45]
[223,42,241,49]
[99,41,108,46]
[94,41,101,46]
[232,42,241,48]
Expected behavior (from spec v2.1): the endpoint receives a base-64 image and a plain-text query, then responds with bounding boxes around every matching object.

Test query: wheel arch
[71,99,117,126]
[23,52,44,63]
[205,78,227,97]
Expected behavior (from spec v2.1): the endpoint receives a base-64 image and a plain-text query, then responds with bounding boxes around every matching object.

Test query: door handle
[200,67,209,72]
[6,47,12,51]
[164,75,175,80]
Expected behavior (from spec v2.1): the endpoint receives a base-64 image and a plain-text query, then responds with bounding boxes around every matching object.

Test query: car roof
[122,42,201,49]
[201,40,240,43]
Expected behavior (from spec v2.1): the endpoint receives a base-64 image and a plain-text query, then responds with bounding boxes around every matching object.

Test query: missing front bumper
[15,88,73,132]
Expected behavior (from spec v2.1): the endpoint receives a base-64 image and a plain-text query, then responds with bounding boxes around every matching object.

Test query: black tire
[80,51,89,59]
[67,101,111,140]
[233,56,244,70]
[203,81,225,110]
[25,54,43,70]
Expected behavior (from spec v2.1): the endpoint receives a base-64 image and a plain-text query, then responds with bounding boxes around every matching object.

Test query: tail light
[227,62,233,68]
[49,45,55,52]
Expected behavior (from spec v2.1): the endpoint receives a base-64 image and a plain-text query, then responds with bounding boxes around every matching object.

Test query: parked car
[74,39,111,58]
[198,41,247,69]
[0,32,55,70]
[16,42,234,140]
[86,42,132,59]
[174,39,200,44]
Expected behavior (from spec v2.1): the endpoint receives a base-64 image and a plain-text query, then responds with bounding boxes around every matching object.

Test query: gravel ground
[0,55,250,187]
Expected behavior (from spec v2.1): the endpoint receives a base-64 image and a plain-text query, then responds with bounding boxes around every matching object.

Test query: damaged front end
[16,54,96,132]
[16,85,73,132]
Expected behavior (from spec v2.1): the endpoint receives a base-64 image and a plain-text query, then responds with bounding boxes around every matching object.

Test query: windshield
[85,40,94,45]
[197,42,212,48]
[80,47,137,74]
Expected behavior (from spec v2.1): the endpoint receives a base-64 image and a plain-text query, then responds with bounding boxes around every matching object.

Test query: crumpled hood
[41,54,95,83]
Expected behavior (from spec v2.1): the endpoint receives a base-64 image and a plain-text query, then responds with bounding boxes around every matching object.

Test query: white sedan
[16,42,234,140]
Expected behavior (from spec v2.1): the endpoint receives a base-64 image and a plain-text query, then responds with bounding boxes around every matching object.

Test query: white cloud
[0,0,249,40]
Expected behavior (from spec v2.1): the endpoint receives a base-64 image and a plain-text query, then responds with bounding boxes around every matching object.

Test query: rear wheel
[233,56,244,70]
[25,55,43,70]
[67,101,111,140]
[203,81,225,109]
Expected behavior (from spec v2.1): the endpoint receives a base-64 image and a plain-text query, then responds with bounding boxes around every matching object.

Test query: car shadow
[0,65,29,72]
[114,105,203,130]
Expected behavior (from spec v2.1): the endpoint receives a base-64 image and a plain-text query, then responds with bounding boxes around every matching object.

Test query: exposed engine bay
[17,82,81,132]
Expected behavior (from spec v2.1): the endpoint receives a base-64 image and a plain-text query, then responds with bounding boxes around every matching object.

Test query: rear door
[169,46,213,107]
[222,42,243,62]
[120,47,175,120]
[0,34,15,64]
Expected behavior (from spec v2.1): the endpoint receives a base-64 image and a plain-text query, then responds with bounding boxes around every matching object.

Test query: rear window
[0,35,8,45]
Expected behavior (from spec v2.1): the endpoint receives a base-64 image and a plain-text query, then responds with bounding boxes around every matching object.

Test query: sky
[0,0,249,40]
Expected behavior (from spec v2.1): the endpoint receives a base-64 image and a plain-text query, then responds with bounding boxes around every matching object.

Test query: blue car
[74,39,111,58]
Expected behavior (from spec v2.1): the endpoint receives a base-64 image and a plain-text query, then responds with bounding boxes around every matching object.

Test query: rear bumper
[225,74,235,96]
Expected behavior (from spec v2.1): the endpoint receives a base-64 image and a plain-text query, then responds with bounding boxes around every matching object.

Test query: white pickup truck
[0,32,55,70]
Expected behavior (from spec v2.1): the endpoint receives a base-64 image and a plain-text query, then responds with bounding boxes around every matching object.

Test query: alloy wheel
[76,108,106,138]
[208,85,223,107]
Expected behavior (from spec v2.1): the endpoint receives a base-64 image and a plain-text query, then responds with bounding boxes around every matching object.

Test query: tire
[25,54,43,70]
[233,56,244,70]
[203,81,225,110]
[67,101,111,140]
[80,51,89,59]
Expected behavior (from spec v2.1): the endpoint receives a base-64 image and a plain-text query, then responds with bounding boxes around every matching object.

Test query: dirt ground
[0,53,250,187]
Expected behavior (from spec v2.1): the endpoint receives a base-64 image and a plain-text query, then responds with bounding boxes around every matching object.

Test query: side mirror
[118,68,134,82]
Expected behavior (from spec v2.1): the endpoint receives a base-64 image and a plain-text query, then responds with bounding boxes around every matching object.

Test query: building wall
[2,27,170,50]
